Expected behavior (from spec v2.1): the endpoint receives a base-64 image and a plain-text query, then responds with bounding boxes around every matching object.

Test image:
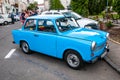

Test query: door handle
[34,34,39,37]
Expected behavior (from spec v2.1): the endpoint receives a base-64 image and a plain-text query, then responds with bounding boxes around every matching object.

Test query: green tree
[50,0,64,10]
[27,2,38,10]
[108,0,114,6]
[88,0,106,15]
[71,0,114,16]
[71,0,89,17]
[113,0,120,14]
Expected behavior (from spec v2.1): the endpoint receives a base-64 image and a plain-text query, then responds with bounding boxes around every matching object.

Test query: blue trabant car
[12,15,109,69]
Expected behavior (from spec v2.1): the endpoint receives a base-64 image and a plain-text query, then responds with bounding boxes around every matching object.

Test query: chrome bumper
[101,46,109,58]
[91,44,109,63]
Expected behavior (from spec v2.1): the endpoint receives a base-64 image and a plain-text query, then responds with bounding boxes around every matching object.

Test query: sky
[34,0,44,4]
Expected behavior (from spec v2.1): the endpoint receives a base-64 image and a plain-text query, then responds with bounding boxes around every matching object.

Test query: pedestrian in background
[20,10,25,24]
[24,10,29,19]
[11,10,15,24]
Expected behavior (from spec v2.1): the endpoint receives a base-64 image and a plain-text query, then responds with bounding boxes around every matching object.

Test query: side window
[38,20,56,33]
[54,12,60,15]
[24,19,36,31]
[0,16,3,18]
[45,12,52,15]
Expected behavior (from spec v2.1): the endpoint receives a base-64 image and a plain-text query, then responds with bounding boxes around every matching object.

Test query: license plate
[101,51,107,58]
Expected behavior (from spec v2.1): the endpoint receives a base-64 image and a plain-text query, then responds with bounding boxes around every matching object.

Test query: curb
[108,37,120,45]
[104,56,120,74]
[104,37,120,74]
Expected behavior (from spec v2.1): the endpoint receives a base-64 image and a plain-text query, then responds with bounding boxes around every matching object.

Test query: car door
[22,19,38,50]
[33,19,57,57]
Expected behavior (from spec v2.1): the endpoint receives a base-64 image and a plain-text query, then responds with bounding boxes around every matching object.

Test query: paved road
[0,22,120,80]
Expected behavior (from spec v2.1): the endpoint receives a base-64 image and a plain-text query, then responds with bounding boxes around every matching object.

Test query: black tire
[21,41,31,54]
[64,50,84,70]
[4,21,8,25]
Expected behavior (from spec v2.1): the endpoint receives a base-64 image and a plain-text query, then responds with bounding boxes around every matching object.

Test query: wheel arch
[20,40,28,48]
[20,40,32,54]
[63,49,82,60]
[63,49,84,69]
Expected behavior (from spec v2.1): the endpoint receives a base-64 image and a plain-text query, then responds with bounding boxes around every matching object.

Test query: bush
[105,21,113,29]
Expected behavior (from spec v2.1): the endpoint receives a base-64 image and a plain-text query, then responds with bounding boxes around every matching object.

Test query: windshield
[62,12,83,20]
[56,17,79,32]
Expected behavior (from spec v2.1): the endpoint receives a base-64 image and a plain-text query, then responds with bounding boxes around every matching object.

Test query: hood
[62,28,107,45]
[77,18,98,27]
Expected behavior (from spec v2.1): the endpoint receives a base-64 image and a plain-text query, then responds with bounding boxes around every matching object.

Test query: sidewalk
[104,40,120,73]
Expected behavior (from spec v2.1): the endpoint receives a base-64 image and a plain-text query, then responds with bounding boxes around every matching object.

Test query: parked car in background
[14,14,20,21]
[0,14,12,25]
[41,10,99,29]
[12,15,109,69]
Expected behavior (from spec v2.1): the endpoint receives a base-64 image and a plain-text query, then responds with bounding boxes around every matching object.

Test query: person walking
[11,11,15,24]
[24,10,29,19]
[20,10,25,24]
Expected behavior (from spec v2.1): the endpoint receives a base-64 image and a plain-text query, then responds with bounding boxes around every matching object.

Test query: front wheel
[21,41,31,54]
[65,50,84,70]
[4,21,8,25]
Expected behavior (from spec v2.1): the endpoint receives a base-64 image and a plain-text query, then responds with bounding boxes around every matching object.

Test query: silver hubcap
[22,42,29,53]
[67,54,80,67]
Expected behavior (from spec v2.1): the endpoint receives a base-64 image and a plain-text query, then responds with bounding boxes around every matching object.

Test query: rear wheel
[64,50,84,70]
[21,41,31,54]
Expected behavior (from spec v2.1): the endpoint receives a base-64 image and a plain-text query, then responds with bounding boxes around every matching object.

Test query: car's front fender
[56,35,92,61]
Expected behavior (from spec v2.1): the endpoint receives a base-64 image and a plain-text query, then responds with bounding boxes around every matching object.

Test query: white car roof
[41,10,71,14]
[41,10,98,27]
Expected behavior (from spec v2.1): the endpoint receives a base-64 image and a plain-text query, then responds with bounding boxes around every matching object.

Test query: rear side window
[37,20,56,33]
[54,12,60,14]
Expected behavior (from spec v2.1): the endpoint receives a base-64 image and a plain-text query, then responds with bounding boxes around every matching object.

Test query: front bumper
[91,44,109,63]
[101,45,109,58]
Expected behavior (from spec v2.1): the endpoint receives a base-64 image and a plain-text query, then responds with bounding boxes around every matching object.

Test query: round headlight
[106,33,109,38]
[91,41,96,50]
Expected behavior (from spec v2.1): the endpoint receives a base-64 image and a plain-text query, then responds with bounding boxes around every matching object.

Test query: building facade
[0,0,32,14]
[0,0,16,14]
[0,0,49,14]
[35,0,49,13]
